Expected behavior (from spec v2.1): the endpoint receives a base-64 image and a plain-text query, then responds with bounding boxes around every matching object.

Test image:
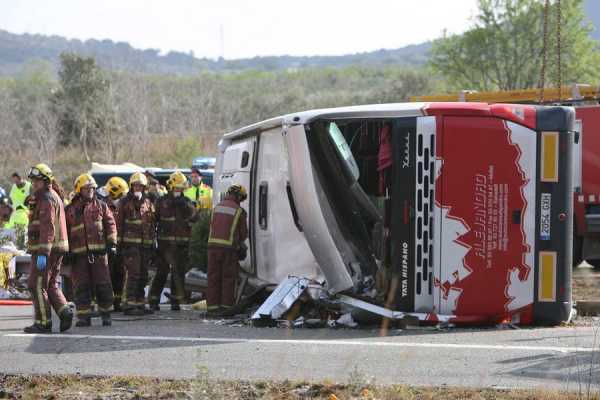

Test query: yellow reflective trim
[71,246,88,254]
[541,132,559,183]
[125,219,142,225]
[208,208,242,247]
[54,240,69,248]
[539,251,557,302]
[37,275,47,325]
[160,217,176,222]
[123,237,143,244]
[158,235,176,241]
[29,243,52,251]
[30,220,40,226]
[71,224,84,233]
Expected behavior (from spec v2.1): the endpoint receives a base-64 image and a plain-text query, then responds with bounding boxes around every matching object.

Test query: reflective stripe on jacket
[27,187,69,255]
[9,181,31,210]
[207,196,248,249]
[66,196,117,254]
[156,194,196,246]
[184,183,213,210]
[116,193,155,247]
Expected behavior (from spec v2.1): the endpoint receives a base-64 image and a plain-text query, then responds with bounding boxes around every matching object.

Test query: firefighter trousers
[149,245,187,306]
[27,253,68,327]
[207,248,239,309]
[109,252,124,306]
[72,254,114,317]
[122,246,151,308]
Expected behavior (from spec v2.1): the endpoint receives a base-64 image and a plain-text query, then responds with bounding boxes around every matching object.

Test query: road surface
[1,305,599,391]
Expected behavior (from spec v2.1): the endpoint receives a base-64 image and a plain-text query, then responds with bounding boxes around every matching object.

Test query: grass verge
[1,374,599,400]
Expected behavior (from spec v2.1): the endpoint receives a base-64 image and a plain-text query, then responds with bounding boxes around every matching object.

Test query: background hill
[0,28,431,76]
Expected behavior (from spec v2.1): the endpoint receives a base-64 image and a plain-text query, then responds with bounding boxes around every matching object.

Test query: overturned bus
[213,102,575,325]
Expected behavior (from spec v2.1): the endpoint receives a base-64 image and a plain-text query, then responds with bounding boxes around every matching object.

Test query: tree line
[0,0,597,189]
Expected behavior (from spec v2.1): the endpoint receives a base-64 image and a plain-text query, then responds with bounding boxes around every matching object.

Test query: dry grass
[1,374,599,400]
[0,133,219,191]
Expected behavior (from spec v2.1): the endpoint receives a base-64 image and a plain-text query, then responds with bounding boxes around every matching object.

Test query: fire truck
[412,84,600,268]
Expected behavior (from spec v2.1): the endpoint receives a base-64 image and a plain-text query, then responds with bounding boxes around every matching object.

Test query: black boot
[143,306,154,315]
[123,307,144,316]
[113,297,122,313]
[59,305,74,332]
[101,313,112,326]
[75,316,91,327]
[23,323,51,334]
[150,303,160,312]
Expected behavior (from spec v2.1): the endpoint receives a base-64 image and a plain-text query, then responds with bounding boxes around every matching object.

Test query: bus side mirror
[574,130,580,144]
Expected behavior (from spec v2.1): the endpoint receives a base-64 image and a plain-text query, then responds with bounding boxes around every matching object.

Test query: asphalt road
[1,306,600,391]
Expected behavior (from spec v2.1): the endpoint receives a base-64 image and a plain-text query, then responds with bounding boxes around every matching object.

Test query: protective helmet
[167,170,188,191]
[28,163,53,182]
[73,173,98,194]
[129,172,148,187]
[227,184,247,202]
[105,176,129,199]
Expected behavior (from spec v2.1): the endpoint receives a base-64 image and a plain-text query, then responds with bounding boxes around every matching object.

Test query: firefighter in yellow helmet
[65,174,117,327]
[116,172,156,315]
[103,176,129,311]
[24,163,73,334]
[149,170,197,311]
[206,184,248,316]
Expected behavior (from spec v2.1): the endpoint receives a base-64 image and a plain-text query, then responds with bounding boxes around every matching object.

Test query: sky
[0,0,480,60]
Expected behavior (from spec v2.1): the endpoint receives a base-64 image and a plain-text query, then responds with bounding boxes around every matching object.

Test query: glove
[106,245,118,256]
[36,255,47,271]
[63,252,74,266]
[237,243,248,261]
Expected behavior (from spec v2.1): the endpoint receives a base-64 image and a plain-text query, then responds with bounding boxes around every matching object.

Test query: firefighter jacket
[208,195,248,250]
[105,198,120,220]
[66,196,117,255]
[184,183,213,210]
[156,194,196,246]
[27,187,69,256]
[116,193,156,248]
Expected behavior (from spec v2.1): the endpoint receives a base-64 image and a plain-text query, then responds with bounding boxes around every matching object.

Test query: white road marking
[4,333,595,354]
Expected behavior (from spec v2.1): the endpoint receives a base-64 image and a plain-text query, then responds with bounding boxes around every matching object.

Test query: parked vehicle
[215,102,575,325]
[89,163,214,188]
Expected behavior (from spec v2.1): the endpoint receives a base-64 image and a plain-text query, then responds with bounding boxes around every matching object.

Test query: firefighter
[24,163,73,334]
[104,176,129,311]
[149,171,196,311]
[145,171,167,203]
[66,174,117,327]
[206,184,248,316]
[184,167,213,211]
[117,172,156,315]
